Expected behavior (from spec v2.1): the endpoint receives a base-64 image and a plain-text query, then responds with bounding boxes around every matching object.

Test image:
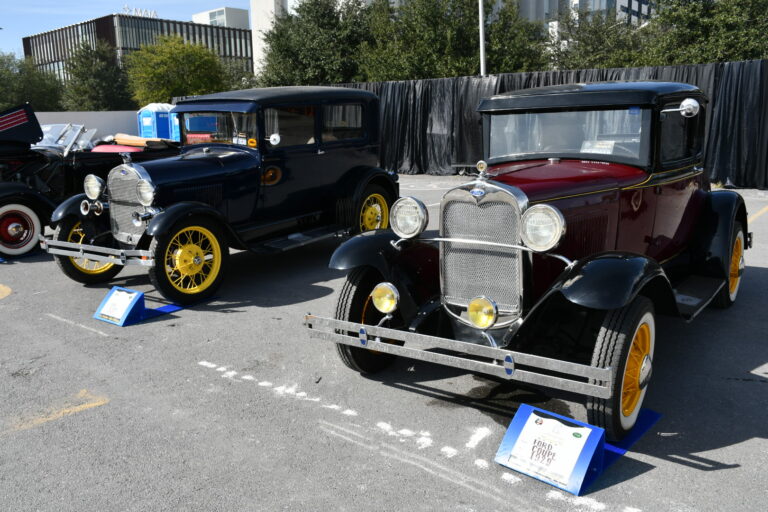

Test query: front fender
[0,183,57,221]
[51,193,87,224]
[330,232,438,319]
[146,202,235,241]
[548,252,675,311]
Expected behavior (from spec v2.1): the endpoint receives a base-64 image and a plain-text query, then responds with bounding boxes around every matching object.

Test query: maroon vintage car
[305,82,750,441]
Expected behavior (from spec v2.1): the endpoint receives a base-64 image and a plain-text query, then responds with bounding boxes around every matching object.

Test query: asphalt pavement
[1,175,766,511]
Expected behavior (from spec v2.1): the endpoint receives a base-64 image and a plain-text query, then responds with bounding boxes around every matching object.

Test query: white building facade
[192,7,251,29]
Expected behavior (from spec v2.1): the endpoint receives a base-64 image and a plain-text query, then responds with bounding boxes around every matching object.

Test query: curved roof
[478,81,704,112]
[175,86,376,107]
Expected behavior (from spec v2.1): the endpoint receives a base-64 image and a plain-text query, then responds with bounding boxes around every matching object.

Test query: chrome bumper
[304,315,612,399]
[39,235,154,267]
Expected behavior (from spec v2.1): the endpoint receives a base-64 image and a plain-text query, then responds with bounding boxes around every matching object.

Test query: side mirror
[269,133,281,146]
[662,98,700,118]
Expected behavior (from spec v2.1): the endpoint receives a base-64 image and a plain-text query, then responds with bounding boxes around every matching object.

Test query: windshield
[36,124,97,151]
[488,108,651,166]
[181,112,259,147]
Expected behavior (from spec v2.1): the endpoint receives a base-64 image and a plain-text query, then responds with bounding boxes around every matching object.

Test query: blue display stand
[495,404,660,495]
[93,286,182,326]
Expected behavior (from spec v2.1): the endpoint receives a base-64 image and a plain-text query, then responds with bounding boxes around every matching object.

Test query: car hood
[133,145,260,187]
[489,159,648,203]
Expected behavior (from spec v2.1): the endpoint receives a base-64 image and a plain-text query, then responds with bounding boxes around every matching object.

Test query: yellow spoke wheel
[359,193,389,232]
[728,235,743,296]
[621,322,651,417]
[162,225,222,295]
[67,221,115,275]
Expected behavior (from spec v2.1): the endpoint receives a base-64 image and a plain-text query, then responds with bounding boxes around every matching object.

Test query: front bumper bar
[40,236,154,267]
[304,315,613,399]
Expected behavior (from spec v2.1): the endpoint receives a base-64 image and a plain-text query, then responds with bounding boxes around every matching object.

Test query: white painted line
[46,314,109,338]
[318,420,369,440]
[296,391,307,398]
[342,409,358,416]
[257,381,272,387]
[323,404,342,410]
[303,397,321,402]
[319,426,376,451]
[440,446,458,458]
[241,375,255,381]
[416,436,433,449]
[501,473,521,485]
[547,490,607,511]
[622,508,643,512]
[198,361,217,368]
[465,427,492,449]
[283,384,298,395]
[474,459,489,469]
[222,370,237,378]
[377,422,398,436]
[216,366,227,372]
[397,429,415,437]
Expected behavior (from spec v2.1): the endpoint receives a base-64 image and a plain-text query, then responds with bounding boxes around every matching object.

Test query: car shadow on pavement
[102,238,344,314]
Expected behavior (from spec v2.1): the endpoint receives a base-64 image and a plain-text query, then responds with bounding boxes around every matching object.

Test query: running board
[673,275,725,321]
[248,226,347,253]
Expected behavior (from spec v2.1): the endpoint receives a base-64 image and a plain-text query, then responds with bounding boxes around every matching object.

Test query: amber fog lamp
[467,296,498,330]
[84,174,105,200]
[521,204,566,252]
[371,282,399,314]
[136,179,156,206]
[390,197,428,239]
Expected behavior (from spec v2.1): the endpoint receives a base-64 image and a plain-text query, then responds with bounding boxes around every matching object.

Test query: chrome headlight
[521,204,566,252]
[84,174,105,200]
[136,179,155,207]
[390,197,428,239]
[371,282,399,314]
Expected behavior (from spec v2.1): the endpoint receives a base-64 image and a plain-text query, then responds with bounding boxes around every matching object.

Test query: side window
[264,106,316,147]
[322,103,364,143]
[660,104,703,164]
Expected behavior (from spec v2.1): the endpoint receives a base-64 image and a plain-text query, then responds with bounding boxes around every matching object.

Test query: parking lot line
[748,205,768,224]
[10,389,109,434]
[46,313,109,337]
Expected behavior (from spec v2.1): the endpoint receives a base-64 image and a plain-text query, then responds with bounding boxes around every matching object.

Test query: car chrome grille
[440,186,523,316]
[107,165,146,245]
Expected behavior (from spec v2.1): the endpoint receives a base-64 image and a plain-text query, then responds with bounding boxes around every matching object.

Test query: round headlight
[390,197,428,239]
[467,297,498,330]
[84,174,104,200]
[371,282,399,314]
[521,204,566,252]
[136,179,155,207]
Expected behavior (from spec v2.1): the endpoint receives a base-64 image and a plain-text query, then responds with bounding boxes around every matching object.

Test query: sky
[0,0,254,56]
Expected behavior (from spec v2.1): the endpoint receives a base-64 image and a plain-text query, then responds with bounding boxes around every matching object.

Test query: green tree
[548,8,647,70]
[486,0,547,74]
[125,35,225,105]
[258,0,370,86]
[222,59,259,90]
[360,0,482,81]
[640,0,768,66]
[0,52,62,111]
[62,41,134,111]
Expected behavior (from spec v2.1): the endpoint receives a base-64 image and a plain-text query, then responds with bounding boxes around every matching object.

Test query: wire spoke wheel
[67,221,115,274]
[359,192,390,232]
[163,226,221,295]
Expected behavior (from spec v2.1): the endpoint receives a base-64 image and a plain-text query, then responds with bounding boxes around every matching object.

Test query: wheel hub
[173,244,205,276]
[638,354,652,390]
[362,205,381,229]
[1,215,27,243]
[7,222,24,239]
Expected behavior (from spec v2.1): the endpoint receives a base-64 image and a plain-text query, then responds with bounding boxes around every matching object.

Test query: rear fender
[693,190,748,279]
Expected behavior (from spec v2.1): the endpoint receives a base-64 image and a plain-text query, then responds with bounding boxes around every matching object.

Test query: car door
[648,100,707,262]
[257,104,323,231]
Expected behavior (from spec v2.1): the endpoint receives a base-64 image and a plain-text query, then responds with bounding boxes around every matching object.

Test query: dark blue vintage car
[41,86,399,304]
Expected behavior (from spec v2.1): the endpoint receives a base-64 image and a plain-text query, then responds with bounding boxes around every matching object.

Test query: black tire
[53,217,123,284]
[148,216,228,305]
[712,222,744,309]
[586,296,655,442]
[334,266,397,373]
[354,184,393,234]
[0,201,42,257]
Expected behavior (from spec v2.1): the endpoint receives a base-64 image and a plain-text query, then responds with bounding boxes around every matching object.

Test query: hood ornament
[475,160,488,180]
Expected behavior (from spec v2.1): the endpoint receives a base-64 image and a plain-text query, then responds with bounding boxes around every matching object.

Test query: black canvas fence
[342,59,768,189]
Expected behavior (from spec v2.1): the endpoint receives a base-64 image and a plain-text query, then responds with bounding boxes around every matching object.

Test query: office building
[192,7,250,29]
[23,13,253,81]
